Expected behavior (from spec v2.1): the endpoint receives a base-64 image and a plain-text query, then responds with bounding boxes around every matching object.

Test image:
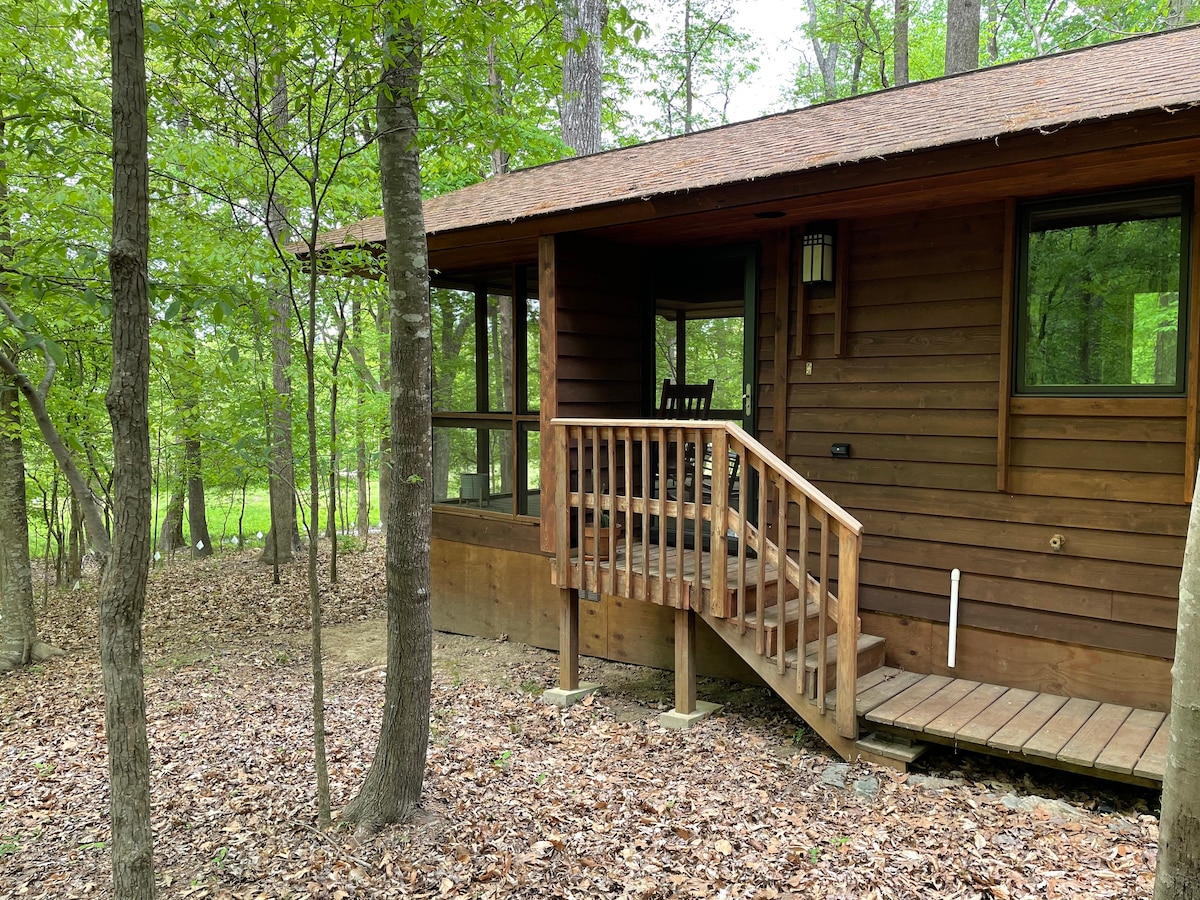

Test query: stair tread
[784,633,885,670]
[743,598,819,631]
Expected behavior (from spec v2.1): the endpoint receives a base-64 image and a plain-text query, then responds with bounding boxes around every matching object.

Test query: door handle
[743,383,753,418]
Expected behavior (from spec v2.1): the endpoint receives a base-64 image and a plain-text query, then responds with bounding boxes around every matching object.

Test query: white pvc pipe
[948,568,961,668]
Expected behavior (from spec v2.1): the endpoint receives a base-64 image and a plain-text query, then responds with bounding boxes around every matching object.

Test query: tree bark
[0,380,60,672]
[806,0,841,101]
[944,0,981,75]
[354,299,370,538]
[561,0,607,156]
[157,481,184,558]
[893,0,909,86]
[377,292,391,528]
[342,4,432,832]
[1155,464,1200,899]
[185,435,212,558]
[1168,0,1190,27]
[261,73,299,566]
[102,0,155,895]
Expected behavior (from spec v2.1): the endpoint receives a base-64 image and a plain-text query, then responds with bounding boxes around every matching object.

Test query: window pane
[685,316,745,410]
[487,293,514,412]
[526,296,540,412]
[656,315,678,388]
[1023,200,1183,391]
[520,428,542,517]
[433,426,479,504]
[432,289,477,412]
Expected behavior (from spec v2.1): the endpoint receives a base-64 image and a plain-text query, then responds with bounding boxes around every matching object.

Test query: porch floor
[851,667,1167,787]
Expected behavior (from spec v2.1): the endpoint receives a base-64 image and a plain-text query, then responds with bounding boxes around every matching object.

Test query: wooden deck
[851,667,1168,786]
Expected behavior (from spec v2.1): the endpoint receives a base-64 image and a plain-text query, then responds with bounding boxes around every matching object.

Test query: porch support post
[659,608,721,729]
[544,587,599,707]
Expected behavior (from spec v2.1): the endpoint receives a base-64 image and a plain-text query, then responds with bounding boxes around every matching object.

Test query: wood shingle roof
[309,25,1200,252]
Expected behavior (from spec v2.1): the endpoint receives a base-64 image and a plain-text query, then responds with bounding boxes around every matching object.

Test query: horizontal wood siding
[767,202,1188,699]
[554,235,644,419]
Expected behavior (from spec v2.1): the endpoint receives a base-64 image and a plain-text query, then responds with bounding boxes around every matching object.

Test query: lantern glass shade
[801,227,836,284]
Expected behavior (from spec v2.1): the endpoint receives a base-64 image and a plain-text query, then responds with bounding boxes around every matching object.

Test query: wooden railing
[550,418,863,738]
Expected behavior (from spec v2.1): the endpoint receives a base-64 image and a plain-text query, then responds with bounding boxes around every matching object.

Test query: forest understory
[0,544,1162,898]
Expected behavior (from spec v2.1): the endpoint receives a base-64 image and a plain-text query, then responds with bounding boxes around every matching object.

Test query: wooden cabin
[314,27,1200,783]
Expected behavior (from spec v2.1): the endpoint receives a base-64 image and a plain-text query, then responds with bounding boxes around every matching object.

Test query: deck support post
[545,587,599,707]
[659,607,721,729]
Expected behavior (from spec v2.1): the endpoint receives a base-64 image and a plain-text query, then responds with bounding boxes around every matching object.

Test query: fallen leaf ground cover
[1,545,1161,898]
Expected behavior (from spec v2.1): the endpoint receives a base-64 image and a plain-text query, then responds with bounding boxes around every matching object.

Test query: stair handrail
[550,417,863,739]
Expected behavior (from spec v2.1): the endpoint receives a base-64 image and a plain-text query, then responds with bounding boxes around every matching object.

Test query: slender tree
[1155,465,1200,898]
[342,0,432,831]
[101,0,155,894]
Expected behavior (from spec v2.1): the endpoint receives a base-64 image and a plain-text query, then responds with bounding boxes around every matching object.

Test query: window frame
[1013,184,1192,397]
[431,264,541,519]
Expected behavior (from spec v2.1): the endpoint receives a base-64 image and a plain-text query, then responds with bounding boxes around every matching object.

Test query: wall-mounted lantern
[801,222,837,284]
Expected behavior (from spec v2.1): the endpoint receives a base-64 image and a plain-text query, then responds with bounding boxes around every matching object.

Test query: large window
[431,267,540,517]
[1015,186,1190,395]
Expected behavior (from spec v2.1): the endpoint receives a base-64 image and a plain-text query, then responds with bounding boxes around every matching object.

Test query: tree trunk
[1168,0,1190,27]
[1155,465,1200,899]
[0,380,60,672]
[261,74,299,567]
[805,0,842,101]
[67,491,83,583]
[894,0,909,86]
[377,291,391,528]
[102,0,155,895]
[486,38,510,175]
[354,299,370,538]
[185,435,212,558]
[561,0,607,156]
[944,0,981,75]
[157,481,184,558]
[342,5,432,832]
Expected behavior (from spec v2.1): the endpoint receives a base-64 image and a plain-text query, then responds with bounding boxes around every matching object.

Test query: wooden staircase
[547,417,907,767]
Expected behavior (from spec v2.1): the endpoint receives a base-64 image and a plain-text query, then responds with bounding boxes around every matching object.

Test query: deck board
[865,675,954,726]
[892,679,981,731]
[1021,698,1101,759]
[1095,709,1165,775]
[1058,703,1133,768]
[989,693,1068,752]
[924,683,1009,739]
[1134,719,1171,781]
[958,688,1039,745]
[854,669,926,714]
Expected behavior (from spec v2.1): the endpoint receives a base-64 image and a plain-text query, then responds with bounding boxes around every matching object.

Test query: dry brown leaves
[0,546,1160,898]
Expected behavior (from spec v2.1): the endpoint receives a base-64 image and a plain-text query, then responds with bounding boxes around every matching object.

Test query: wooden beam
[540,235,559,554]
[559,587,580,692]
[674,608,697,715]
[772,230,792,458]
[997,197,1016,492]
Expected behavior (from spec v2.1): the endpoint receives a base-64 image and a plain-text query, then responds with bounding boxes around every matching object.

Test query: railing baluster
[657,428,667,608]
[796,495,810,695]
[775,474,788,675]
[710,428,729,618]
[735,440,748,634]
[674,427,686,610]
[555,424,570,589]
[605,428,616,595]
[754,456,767,657]
[640,427,651,605]
[816,510,830,713]
[574,425,585,592]
[622,428,633,596]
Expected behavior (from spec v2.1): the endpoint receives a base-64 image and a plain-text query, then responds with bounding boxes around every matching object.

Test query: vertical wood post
[836,529,861,739]
[559,587,580,692]
[674,607,696,715]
